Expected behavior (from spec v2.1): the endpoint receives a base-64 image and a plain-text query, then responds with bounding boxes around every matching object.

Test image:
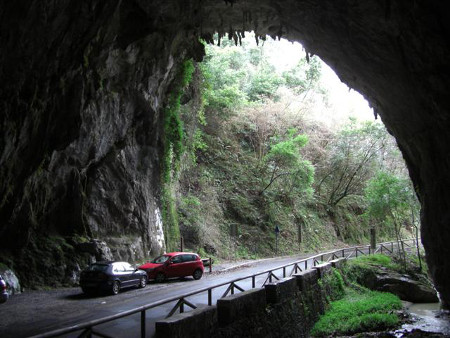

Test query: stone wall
[155,261,342,338]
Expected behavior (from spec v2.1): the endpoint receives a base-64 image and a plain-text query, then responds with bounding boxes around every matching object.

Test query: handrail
[32,238,418,338]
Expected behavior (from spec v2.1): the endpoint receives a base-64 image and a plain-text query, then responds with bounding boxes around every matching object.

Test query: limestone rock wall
[0,0,203,286]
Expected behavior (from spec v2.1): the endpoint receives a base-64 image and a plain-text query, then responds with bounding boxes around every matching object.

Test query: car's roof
[92,261,131,265]
[163,252,198,256]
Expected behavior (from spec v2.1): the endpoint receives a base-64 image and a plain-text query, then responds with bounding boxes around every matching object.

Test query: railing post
[370,227,376,251]
[209,257,212,273]
[252,275,256,288]
[141,310,146,338]
[391,242,394,252]
[208,289,212,306]
[283,267,286,278]
[180,301,184,313]
[342,249,345,257]
[81,328,92,338]
[305,260,308,270]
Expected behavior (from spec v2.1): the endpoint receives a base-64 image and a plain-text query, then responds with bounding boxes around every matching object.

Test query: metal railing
[32,238,417,338]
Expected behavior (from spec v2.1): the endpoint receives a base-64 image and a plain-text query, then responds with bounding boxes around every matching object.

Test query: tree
[200,43,248,113]
[364,171,420,268]
[200,34,324,114]
[282,57,322,96]
[246,61,284,102]
[315,119,390,207]
[260,129,314,199]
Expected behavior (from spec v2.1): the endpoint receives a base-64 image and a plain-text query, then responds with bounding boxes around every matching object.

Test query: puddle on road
[393,302,450,336]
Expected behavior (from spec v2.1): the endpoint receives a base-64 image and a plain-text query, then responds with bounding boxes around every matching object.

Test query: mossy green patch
[311,288,401,336]
[351,253,393,267]
[161,59,195,250]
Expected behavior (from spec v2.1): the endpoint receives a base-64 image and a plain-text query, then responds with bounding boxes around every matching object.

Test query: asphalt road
[0,253,319,338]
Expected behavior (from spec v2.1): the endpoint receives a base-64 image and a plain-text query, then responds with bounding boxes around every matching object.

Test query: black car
[0,274,8,303]
[80,261,147,295]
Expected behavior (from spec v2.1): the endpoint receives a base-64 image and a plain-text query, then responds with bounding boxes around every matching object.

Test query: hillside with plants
[163,35,419,261]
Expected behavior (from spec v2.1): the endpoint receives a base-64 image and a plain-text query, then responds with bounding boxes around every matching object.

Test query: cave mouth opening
[193,3,450,312]
[184,30,418,262]
[202,32,376,125]
[0,0,449,310]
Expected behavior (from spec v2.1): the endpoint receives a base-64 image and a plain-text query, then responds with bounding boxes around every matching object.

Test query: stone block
[155,304,217,338]
[312,262,332,278]
[330,258,347,269]
[265,277,297,304]
[293,269,318,292]
[217,288,266,327]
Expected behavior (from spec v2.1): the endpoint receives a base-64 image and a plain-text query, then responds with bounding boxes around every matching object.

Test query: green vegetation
[343,252,432,292]
[319,268,346,301]
[162,59,195,251]
[161,34,418,258]
[350,253,393,268]
[311,255,409,336]
[364,171,420,267]
[311,288,401,336]
[163,59,195,182]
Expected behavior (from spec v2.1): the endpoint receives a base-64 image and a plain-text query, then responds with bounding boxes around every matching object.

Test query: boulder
[0,268,21,295]
[76,239,114,262]
[375,271,439,303]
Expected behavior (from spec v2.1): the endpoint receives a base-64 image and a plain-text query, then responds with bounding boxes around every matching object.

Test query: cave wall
[0,0,203,285]
[1,0,450,307]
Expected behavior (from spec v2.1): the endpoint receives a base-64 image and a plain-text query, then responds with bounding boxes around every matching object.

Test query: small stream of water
[393,302,450,336]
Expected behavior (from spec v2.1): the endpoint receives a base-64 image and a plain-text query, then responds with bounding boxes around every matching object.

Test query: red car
[138,252,204,282]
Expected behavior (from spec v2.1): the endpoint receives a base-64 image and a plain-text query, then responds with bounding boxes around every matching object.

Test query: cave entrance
[176,32,419,266]
[1,0,448,311]
[193,0,450,308]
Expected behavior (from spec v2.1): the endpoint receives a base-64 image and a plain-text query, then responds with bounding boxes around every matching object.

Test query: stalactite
[277,25,283,40]
[224,0,237,7]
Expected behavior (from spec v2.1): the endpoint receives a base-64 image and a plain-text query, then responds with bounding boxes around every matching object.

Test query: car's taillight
[1,283,6,291]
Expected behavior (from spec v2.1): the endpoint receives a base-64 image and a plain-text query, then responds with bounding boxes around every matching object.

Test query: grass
[351,253,393,267]
[311,288,402,336]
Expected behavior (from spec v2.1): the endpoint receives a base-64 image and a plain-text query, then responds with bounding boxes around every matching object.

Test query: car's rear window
[182,254,197,262]
[87,264,109,272]
[152,255,170,264]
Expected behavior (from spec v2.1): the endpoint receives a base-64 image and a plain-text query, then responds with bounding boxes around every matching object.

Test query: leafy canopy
[364,171,415,221]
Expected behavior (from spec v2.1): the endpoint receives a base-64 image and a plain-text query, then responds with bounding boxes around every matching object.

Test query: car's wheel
[155,272,165,283]
[111,281,120,295]
[138,276,147,288]
[193,269,203,280]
